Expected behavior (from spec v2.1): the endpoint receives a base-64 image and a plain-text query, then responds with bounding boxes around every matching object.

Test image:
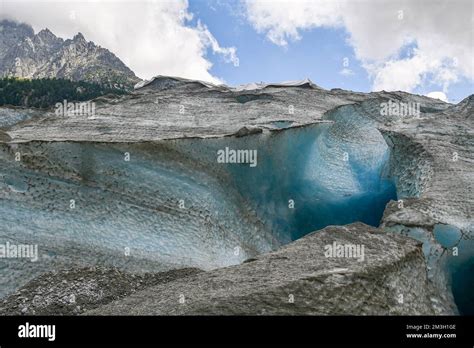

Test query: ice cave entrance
[217,114,397,243]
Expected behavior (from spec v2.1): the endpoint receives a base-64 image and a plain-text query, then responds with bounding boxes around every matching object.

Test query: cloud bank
[0,0,238,83]
[244,0,473,94]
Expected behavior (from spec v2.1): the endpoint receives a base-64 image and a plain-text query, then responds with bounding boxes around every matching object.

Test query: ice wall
[0,106,399,297]
[170,112,396,241]
[0,141,275,297]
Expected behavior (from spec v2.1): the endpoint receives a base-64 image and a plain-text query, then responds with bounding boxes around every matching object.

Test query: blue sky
[188,0,473,103]
[189,0,369,91]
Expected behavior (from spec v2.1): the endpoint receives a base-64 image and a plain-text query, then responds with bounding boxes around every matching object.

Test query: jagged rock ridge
[0,20,140,87]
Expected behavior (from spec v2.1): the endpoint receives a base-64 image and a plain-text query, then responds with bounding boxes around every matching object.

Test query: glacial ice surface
[0,98,402,297]
[0,141,275,297]
[386,223,474,315]
[434,224,474,315]
[170,112,396,241]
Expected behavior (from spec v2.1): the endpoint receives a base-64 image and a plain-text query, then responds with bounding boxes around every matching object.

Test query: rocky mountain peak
[37,28,57,41]
[72,32,86,43]
[0,20,140,88]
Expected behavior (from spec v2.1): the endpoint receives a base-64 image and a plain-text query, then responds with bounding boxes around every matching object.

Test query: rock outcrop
[0,20,140,87]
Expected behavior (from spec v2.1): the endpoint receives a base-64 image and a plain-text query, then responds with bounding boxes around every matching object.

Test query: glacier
[0,118,397,297]
[0,76,472,315]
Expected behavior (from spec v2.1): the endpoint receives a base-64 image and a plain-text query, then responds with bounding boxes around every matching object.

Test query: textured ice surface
[0,141,275,297]
[0,77,472,314]
[434,224,474,315]
[0,120,397,297]
[86,223,455,315]
[167,120,396,241]
[0,108,42,129]
[384,223,474,314]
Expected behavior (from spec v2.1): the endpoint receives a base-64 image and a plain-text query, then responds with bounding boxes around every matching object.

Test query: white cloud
[243,0,473,93]
[426,91,448,102]
[245,0,343,46]
[197,21,240,67]
[371,53,433,92]
[0,0,238,83]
